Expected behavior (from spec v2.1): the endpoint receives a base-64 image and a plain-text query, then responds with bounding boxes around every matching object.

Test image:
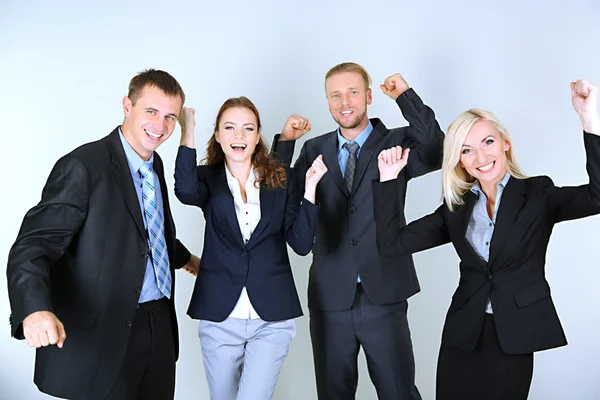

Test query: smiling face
[459,120,511,186]
[121,84,182,160]
[325,71,372,132]
[215,106,260,165]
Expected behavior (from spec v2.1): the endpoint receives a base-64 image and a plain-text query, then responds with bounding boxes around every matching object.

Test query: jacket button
[349,206,356,212]
[142,252,149,258]
[241,252,247,257]
[351,239,358,246]
[126,320,132,327]
[135,288,141,294]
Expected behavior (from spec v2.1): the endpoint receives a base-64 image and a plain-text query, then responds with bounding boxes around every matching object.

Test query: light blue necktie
[139,161,171,298]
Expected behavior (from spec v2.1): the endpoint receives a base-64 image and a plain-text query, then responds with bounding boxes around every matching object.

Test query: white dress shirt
[225,164,262,320]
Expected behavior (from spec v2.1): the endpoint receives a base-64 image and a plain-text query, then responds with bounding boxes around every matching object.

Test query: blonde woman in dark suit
[373,80,600,399]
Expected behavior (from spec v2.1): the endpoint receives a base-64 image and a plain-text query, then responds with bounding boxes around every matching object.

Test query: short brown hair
[204,96,287,190]
[325,62,372,90]
[128,69,185,105]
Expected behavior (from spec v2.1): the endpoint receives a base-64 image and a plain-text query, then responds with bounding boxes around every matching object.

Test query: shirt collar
[337,121,373,153]
[224,163,258,188]
[118,127,154,175]
[471,171,511,195]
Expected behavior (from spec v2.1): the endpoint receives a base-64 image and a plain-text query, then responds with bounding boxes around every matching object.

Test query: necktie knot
[139,162,154,179]
[343,141,359,155]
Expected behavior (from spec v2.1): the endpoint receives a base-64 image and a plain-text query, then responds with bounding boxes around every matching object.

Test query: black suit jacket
[374,132,600,354]
[174,146,319,322]
[6,128,191,399]
[272,88,444,310]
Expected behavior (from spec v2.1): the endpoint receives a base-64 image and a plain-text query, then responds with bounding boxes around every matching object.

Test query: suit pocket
[312,243,329,255]
[514,281,551,308]
[56,309,98,330]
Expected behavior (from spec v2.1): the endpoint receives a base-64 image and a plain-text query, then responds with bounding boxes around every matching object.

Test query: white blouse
[225,164,262,320]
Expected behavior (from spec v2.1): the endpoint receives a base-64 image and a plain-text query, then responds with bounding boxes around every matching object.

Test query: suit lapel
[487,177,526,268]
[351,119,387,194]
[451,191,487,267]
[247,186,275,247]
[211,167,245,247]
[108,129,146,239]
[322,132,349,197]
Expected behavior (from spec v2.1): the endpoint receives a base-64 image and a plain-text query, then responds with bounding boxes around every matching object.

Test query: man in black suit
[272,62,444,399]
[7,69,200,400]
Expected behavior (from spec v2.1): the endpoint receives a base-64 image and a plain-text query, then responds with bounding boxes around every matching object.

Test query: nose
[342,94,351,105]
[475,150,486,165]
[151,117,167,134]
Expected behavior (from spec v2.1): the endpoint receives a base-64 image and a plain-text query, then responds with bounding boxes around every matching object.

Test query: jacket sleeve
[373,178,450,257]
[545,132,600,222]
[270,134,296,168]
[283,168,320,256]
[174,146,209,209]
[394,88,445,180]
[7,154,90,338]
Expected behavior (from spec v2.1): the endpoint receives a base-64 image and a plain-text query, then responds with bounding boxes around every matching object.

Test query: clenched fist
[280,114,311,141]
[23,311,67,349]
[378,146,410,182]
[571,80,600,134]
[380,73,410,100]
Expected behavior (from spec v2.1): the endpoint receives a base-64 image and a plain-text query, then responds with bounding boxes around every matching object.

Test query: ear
[459,160,464,169]
[214,131,220,143]
[504,140,510,152]
[257,129,262,144]
[366,88,373,105]
[123,96,132,117]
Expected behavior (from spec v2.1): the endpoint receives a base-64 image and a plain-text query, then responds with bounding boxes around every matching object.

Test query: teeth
[341,111,352,115]
[145,130,161,138]
[478,162,494,172]
[231,144,247,149]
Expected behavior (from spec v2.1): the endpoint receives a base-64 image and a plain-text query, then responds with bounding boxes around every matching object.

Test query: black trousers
[436,314,534,400]
[106,298,176,400]
[310,283,421,400]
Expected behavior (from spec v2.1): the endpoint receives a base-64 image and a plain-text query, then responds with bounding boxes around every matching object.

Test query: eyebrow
[328,87,361,95]
[223,121,256,127]
[145,107,178,119]
[462,135,495,147]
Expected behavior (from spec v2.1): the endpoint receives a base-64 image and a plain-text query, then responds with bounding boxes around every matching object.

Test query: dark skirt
[436,314,534,400]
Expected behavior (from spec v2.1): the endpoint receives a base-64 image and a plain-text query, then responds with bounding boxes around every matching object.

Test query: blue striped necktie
[139,161,171,298]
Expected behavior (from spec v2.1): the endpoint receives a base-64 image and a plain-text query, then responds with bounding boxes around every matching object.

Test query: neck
[121,122,151,161]
[225,158,252,185]
[480,182,498,201]
[339,118,369,142]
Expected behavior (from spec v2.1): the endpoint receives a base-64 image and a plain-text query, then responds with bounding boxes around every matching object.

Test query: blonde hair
[325,62,372,91]
[442,109,527,211]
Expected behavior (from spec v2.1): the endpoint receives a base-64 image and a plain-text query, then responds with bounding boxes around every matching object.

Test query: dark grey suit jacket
[7,128,191,399]
[272,89,444,310]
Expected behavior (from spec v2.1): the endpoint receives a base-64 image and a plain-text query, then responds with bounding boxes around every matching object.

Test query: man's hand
[378,146,410,182]
[571,80,600,134]
[23,311,66,349]
[183,254,200,277]
[280,114,311,141]
[178,107,196,147]
[380,73,410,100]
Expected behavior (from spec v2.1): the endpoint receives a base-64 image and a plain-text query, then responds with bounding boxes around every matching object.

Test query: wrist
[379,173,398,182]
[579,114,600,134]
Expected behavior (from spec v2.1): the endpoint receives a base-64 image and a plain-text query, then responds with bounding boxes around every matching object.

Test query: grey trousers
[198,318,296,400]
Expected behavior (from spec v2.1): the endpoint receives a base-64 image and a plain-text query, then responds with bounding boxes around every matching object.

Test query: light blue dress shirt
[466,171,511,313]
[337,121,373,283]
[336,121,373,176]
[118,129,166,303]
